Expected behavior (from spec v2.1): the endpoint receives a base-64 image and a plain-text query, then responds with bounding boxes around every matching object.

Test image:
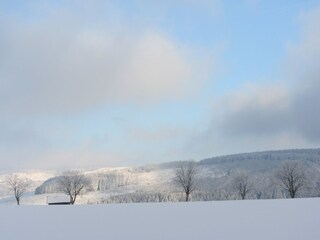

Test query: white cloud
[0,1,220,170]
[0,10,205,116]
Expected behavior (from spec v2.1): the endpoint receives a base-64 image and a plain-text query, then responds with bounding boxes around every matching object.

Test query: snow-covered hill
[1,148,320,205]
[0,198,319,240]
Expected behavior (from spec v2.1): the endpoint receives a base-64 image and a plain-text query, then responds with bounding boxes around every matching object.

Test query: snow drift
[0,198,319,240]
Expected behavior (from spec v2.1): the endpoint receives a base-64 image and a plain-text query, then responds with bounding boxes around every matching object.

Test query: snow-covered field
[0,198,319,240]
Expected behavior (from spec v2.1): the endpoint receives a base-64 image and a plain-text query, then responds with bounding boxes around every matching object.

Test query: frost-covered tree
[231,171,252,200]
[274,162,307,198]
[6,175,31,205]
[57,171,91,204]
[173,161,199,202]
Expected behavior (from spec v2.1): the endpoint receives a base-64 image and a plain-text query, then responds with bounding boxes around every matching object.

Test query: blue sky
[0,0,320,171]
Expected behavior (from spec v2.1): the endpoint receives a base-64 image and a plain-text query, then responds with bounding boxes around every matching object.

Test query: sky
[0,0,320,171]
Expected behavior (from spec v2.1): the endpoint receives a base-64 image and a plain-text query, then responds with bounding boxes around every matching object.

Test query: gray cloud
[218,84,292,137]
[187,6,320,158]
[288,7,320,141]
[219,6,320,142]
[292,74,320,141]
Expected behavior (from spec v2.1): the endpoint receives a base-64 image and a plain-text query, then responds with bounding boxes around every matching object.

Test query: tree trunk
[72,195,77,205]
[185,193,189,202]
[290,190,295,198]
[70,195,74,205]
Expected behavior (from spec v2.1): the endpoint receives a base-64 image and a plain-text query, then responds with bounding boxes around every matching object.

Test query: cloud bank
[0,1,215,170]
[0,9,204,116]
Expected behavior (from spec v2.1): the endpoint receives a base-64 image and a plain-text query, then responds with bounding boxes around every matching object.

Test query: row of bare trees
[4,161,312,205]
[173,161,310,202]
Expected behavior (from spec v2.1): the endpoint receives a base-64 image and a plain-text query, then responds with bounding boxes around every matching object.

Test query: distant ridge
[199,148,320,171]
[136,148,320,171]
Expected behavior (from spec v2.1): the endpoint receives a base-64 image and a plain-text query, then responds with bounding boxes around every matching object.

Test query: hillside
[1,148,320,205]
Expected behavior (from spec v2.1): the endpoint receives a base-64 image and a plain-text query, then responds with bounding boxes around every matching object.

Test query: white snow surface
[0,198,319,240]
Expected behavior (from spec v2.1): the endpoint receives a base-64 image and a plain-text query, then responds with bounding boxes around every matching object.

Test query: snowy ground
[0,187,139,205]
[0,198,319,240]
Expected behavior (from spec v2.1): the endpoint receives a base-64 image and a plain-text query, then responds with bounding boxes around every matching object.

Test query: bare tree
[231,172,252,200]
[274,162,307,198]
[173,161,199,202]
[6,175,31,205]
[57,171,91,204]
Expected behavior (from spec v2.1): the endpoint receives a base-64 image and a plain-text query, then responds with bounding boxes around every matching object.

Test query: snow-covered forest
[1,149,320,205]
